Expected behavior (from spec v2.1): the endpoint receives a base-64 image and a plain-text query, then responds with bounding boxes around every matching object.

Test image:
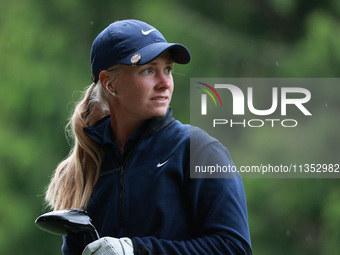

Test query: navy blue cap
[90,19,191,82]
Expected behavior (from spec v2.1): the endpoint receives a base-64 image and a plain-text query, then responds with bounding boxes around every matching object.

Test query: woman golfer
[45,19,252,255]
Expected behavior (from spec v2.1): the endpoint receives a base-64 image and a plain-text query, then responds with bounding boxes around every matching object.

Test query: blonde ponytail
[45,82,109,210]
[45,64,121,210]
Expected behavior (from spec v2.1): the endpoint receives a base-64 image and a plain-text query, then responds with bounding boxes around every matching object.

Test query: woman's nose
[155,72,172,89]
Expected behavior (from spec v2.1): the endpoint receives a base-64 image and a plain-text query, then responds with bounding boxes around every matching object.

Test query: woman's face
[110,51,174,124]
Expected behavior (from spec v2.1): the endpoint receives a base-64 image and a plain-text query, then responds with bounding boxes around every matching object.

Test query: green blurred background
[1,0,339,254]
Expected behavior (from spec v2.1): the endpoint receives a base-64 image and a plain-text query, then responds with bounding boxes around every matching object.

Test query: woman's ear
[99,71,115,95]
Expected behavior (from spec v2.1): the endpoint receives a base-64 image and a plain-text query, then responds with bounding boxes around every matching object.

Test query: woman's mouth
[151,96,168,102]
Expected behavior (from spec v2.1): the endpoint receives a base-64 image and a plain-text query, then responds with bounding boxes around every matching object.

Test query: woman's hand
[82,237,134,255]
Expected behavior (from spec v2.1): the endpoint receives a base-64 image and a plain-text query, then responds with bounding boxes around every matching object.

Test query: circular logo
[131,53,141,65]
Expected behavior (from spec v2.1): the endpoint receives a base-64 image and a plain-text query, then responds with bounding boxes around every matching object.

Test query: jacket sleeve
[62,233,93,255]
[131,127,252,254]
[62,235,82,255]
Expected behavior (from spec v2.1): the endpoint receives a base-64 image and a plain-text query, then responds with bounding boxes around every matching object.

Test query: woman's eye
[143,68,152,74]
[165,67,172,74]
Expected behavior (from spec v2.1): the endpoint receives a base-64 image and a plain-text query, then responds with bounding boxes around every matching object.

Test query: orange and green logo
[196,82,222,115]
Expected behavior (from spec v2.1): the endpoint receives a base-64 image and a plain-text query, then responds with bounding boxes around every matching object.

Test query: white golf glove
[82,237,134,255]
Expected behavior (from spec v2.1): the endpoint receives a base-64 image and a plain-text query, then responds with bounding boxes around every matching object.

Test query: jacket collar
[83,107,175,147]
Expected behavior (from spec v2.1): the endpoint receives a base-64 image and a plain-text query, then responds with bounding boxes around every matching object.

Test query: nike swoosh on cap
[142,28,156,35]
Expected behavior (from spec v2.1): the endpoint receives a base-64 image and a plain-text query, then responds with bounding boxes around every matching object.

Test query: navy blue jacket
[62,108,252,254]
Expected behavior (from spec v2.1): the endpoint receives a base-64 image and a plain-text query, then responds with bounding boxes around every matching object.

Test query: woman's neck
[109,116,144,153]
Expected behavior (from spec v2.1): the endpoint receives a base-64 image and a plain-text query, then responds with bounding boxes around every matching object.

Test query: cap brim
[118,42,191,66]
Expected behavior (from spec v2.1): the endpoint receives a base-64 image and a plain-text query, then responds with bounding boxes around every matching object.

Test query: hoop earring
[106,84,116,96]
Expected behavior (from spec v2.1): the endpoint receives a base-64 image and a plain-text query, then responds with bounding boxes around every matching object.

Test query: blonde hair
[45,64,121,210]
